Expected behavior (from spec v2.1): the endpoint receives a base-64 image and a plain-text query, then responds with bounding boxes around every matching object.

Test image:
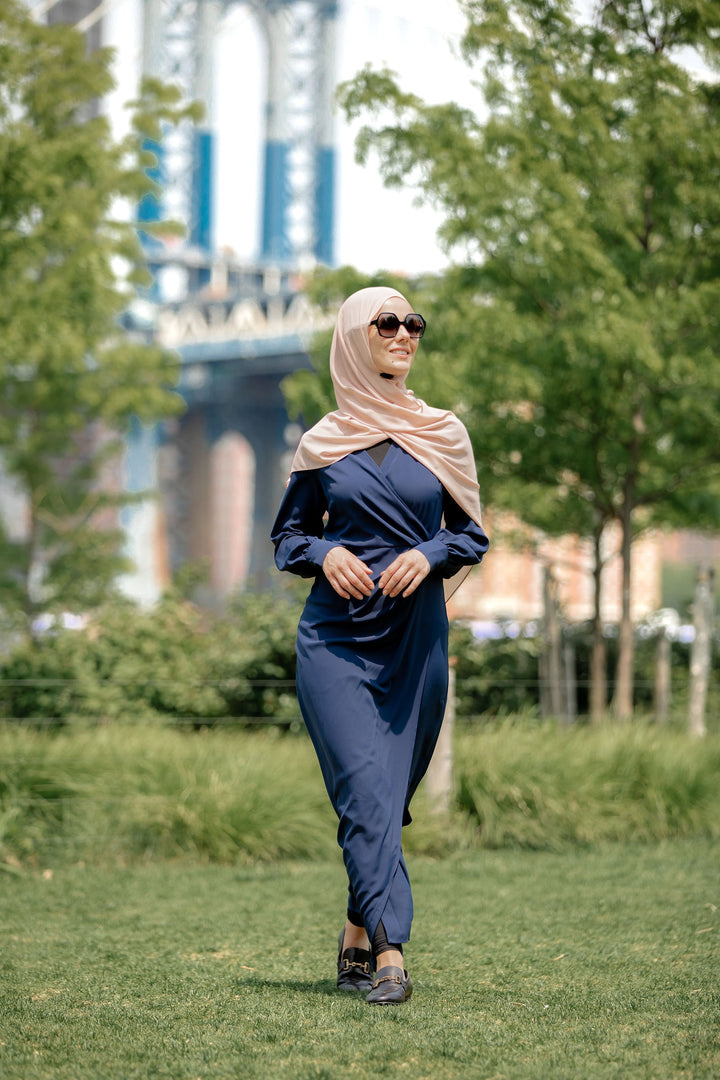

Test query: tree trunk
[688,567,714,738]
[613,499,634,721]
[25,503,45,643]
[426,662,456,813]
[541,567,563,719]
[563,636,577,725]
[589,526,607,723]
[654,629,671,726]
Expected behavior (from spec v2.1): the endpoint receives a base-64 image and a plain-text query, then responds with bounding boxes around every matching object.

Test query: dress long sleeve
[415,489,489,579]
[271,470,339,577]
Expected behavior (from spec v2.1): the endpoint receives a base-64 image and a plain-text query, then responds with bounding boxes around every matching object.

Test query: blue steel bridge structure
[46,0,341,603]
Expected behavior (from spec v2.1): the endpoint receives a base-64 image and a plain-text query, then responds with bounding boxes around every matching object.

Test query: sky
[104,0,479,276]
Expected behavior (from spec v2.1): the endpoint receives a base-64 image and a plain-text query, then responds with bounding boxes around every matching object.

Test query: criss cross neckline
[365,439,393,467]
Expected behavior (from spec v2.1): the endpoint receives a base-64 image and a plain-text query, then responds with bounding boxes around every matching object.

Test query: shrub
[1,583,715,728]
[450,622,542,718]
[0,596,227,724]
[0,585,305,726]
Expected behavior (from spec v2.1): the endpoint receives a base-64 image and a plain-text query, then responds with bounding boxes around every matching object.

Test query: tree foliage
[337,0,720,717]
[0,1,197,634]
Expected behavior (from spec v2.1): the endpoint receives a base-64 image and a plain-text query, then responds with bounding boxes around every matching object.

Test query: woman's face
[368,296,420,380]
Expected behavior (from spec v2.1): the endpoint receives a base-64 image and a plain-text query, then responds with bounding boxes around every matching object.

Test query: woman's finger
[323,547,374,599]
[380,552,430,596]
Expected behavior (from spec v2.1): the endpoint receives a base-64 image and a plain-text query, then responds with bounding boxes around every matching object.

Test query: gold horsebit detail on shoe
[371,974,404,987]
[342,959,371,973]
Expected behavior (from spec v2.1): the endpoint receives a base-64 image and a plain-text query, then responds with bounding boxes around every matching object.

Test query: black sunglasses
[369,312,426,339]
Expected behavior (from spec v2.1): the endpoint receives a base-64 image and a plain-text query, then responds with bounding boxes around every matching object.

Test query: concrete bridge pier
[158,375,297,605]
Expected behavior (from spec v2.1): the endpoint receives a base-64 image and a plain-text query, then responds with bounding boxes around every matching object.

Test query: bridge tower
[138,0,338,276]
[255,0,338,266]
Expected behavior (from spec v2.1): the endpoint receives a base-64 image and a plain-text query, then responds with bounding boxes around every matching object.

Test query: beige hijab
[290,286,484,531]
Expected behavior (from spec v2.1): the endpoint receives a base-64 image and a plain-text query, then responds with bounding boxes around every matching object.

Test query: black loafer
[366,964,413,1005]
[337,929,374,992]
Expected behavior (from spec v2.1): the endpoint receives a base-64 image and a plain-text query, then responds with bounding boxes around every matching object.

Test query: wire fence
[0,671,704,728]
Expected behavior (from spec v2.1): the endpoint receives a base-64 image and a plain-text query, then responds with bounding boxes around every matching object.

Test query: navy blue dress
[271,442,488,946]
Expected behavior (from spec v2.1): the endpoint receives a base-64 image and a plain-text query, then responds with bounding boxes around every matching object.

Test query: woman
[271,286,488,1005]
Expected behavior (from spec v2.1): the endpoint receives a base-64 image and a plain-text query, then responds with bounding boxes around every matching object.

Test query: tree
[337,0,720,719]
[0,1,197,636]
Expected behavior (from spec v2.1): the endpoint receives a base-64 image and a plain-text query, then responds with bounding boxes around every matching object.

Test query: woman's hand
[322,547,375,600]
[378,550,431,598]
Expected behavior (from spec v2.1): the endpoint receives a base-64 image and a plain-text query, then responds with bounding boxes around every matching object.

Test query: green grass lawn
[1,841,718,1079]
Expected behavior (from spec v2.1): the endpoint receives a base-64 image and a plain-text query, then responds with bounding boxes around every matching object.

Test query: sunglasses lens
[377,314,401,337]
[406,315,425,338]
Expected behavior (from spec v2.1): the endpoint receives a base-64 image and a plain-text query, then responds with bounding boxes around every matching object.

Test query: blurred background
[1,0,718,732]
